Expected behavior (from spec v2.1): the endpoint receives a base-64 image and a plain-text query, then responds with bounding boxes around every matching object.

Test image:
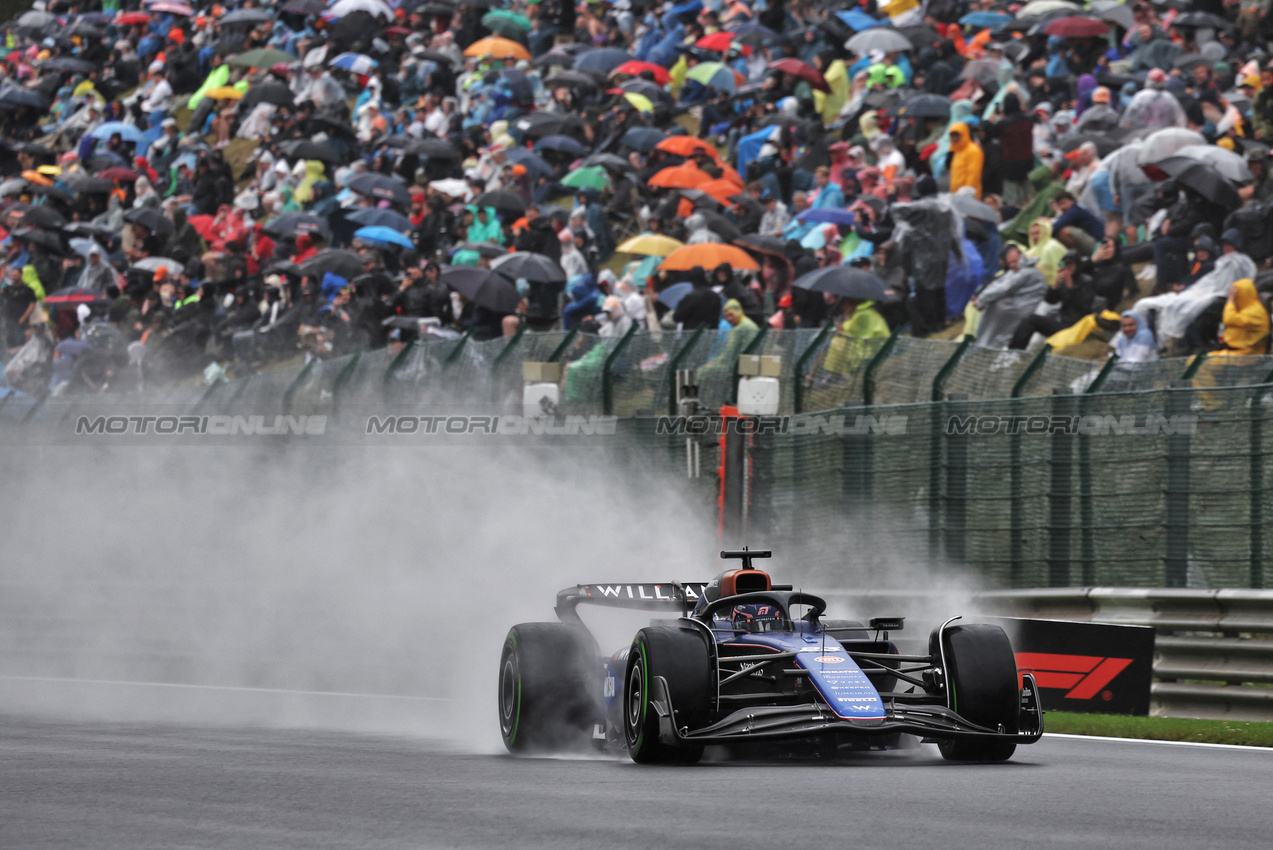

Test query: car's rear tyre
[624,626,711,764]
[498,623,600,754]
[932,623,1019,762]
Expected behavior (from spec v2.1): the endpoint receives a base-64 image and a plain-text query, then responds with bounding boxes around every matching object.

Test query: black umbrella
[241,81,295,110]
[454,241,507,259]
[620,79,673,105]
[793,266,897,301]
[41,57,95,74]
[544,69,602,88]
[278,139,344,166]
[441,266,520,313]
[535,135,589,156]
[533,51,578,70]
[582,152,636,174]
[695,209,742,242]
[504,148,555,181]
[1060,132,1121,158]
[221,8,274,25]
[1172,11,1230,29]
[412,49,458,67]
[675,188,725,212]
[897,23,942,51]
[16,142,55,159]
[282,0,326,13]
[300,249,365,280]
[886,93,953,119]
[416,2,458,15]
[11,227,64,253]
[475,190,527,218]
[305,115,358,143]
[263,212,332,238]
[63,222,117,241]
[734,234,787,257]
[63,174,115,194]
[491,252,566,285]
[573,47,633,74]
[348,207,414,231]
[347,173,412,204]
[28,183,74,203]
[123,207,173,238]
[394,136,459,159]
[515,111,587,140]
[65,22,106,38]
[0,86,49,110]
[621,126,667,152]
[17,206,64,230]
[1158,159,1243,209]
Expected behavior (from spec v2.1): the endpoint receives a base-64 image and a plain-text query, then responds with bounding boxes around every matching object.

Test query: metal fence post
[928,337,975,559]
[282,359,316,414]
[1010,346,1050,585]
[1048,389,1075,587]
[602,324,640,416]
[1180,350,1209,381]
[547,326,580,362]
[443,328,474,368]
[793,323,833,414]
[666,325,707,415]
[861,327,902,406]
[331,351,362,414]
[1249,365,1273,588]
[945,394,969,563]
[1079,354,1119,585]
[1164,382,1193,587]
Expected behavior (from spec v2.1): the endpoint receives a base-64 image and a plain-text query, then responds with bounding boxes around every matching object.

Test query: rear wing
[555,582,709,625]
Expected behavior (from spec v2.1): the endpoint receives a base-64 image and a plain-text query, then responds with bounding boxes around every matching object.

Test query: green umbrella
[562,165,611,190]
[228,48,298,68]
[482,10,530,39]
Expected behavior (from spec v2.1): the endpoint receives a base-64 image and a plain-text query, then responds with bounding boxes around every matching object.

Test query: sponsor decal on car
[814,656,844,664]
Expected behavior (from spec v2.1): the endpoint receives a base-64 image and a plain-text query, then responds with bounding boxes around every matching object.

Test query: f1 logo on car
[1015,652,1133,700]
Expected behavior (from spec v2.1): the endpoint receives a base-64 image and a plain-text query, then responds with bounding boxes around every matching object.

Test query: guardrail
[825,588,1273,722]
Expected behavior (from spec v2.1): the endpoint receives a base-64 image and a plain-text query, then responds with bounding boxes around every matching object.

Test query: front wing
[646,673,1045,747]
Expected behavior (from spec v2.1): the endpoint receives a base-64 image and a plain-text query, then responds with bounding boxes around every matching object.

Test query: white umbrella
[1089,0,1134,31]
[327,0,393,20]
[133,257,185,275]
[69,238,107,258]
[1134,127,1207,167]
[1019,0,1080,17]
[845,28,915,55]
[0,178,28,197]
[429,178,469,198]
[1170,144,1253,184]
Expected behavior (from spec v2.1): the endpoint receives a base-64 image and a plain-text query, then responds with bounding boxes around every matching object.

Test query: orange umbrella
[698,178,743,204]
[656,136,718,159]
[20,170,52,186]
[659,243,759,272]
[648,163,709,189]
[463,37,531,61]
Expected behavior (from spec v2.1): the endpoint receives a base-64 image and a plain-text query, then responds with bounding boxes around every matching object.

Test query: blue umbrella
[621,126,667,152]
[504,147,555,180]
[330,52,379,74]
[798,208,856,226]
[573,47,633,74]
[959,11,1012,28]
[348,207,414,232]
[836,9,892,31]
[91,122,143,142]
[535,135,588,156]
[654,282,694,310]
[354,226,414,249]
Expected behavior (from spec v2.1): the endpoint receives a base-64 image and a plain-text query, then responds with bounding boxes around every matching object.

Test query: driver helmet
[730,603,784,633]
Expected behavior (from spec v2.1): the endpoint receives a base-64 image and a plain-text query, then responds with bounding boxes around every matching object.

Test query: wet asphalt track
[3,716,1273,849]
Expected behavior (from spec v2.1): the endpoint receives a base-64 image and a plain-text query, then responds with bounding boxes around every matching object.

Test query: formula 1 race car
[498,549,1043,763]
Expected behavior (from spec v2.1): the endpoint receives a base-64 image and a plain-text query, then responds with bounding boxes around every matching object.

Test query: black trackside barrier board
[986,617,1155,716]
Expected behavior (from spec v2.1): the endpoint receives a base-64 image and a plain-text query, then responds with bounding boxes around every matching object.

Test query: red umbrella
[767,58,830,92]
[382,26,411,37]
[609,60,669,85]
[116,11,151,25]
[187,214,217,240]
[1043,17,1110,38]
[96,167,140,181]
[44,286,112,305]
[695,31,736,52]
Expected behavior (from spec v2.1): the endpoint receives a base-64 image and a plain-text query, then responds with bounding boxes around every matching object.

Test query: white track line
[1048,732,1273,752]
[0,675,452,702]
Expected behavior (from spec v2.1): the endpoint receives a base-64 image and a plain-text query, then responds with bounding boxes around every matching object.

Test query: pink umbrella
[149,1,194,14]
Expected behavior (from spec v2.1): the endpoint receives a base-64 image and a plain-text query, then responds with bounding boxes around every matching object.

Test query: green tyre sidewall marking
[506,634,521,747]
[633,639,648,753]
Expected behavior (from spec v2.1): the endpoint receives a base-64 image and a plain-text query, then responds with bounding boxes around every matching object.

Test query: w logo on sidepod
[1015,653,1133,700]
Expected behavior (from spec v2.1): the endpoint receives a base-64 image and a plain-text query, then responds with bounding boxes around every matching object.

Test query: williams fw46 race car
[498,549,1042,763]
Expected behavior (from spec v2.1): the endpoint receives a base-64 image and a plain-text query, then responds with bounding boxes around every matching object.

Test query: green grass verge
[1046,712,1273,747]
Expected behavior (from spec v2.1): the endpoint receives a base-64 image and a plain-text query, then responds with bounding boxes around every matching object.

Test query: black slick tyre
[623,626,711,764]
[933,623,1019,762]
[498,623,600,754]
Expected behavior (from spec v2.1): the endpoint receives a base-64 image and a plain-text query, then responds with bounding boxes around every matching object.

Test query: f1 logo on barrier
[1014,653,1134,701]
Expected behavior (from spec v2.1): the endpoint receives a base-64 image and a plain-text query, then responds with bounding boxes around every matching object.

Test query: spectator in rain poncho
[931,100,976,182]
[1120,69,1186,130]
[1134,231,1258,347]
[972,244,1048,349]
[685,213,721,244]
[1113,310,1159,363]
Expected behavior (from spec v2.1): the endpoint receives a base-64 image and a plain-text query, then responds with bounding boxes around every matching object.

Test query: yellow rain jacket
[1218,278,1271,355]
[947,121,984,199]
[1026,218,1067,288]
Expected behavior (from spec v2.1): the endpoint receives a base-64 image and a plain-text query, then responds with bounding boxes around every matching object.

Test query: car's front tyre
[624,626,711,764]
[932,623,1020,762]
